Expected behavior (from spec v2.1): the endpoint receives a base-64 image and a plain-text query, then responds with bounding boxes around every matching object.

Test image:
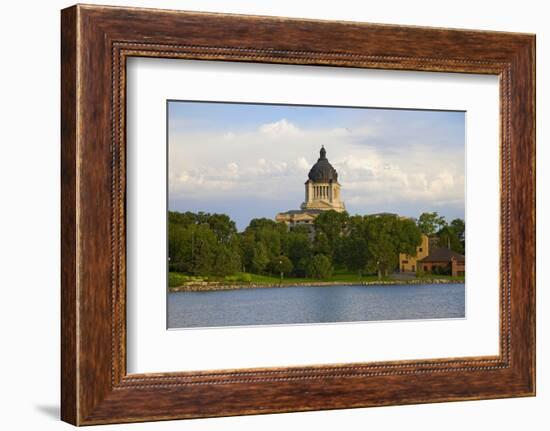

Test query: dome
[308,146,338,182]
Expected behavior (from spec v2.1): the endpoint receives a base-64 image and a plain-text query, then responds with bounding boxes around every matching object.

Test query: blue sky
[168,101,465,231]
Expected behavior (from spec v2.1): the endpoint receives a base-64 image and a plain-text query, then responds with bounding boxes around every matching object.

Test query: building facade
[400,234,465,276]
[399,234,430,273]
[417,248,465,277]
[276,146,345,226]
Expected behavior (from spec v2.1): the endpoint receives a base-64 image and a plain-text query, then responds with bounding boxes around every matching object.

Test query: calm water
[167,283,465,329]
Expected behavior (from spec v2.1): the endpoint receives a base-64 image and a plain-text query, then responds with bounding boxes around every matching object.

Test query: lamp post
[279,258,283,285]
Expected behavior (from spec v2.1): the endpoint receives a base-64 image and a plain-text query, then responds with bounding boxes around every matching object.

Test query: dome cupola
[308,146,338,182]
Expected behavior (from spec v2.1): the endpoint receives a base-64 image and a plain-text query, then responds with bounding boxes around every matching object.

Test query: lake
[167,283,465,329]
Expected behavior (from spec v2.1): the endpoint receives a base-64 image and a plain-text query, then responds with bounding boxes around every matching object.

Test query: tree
[191,223,217,275]
[339,215,370,276]
[168,209,432,282]
[205,213,237,243]
[417,212,447,236]
[364,214,422,279]
[238,231,256,273]
[168,210,241,276]
[365,216,396,278]
[168,210,197,228]
[450,218,465,251]
[284,227,313,276]
[313,231,331,256]
[396,217,423,256]
[340,235,369,277]
[212,244,241,276]
[438,225,464,254]
[244,217,286,260]
[313,210,348,258]
[250,242,270,274]
[306,254,333,279]
[257,227,283,258]
[168,223,192,272]
[269,255,293,278]
[247,217,279,231]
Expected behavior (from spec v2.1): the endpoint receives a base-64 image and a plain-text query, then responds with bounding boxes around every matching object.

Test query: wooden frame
[61,4,535,425]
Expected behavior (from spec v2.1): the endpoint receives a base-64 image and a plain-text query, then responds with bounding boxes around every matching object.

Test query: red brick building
[417,247,465,277]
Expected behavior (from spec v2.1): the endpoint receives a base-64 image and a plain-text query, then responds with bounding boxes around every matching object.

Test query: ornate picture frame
[61,4,535,425]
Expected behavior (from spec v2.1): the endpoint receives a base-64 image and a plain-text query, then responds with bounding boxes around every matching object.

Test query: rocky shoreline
[169,278,464,293]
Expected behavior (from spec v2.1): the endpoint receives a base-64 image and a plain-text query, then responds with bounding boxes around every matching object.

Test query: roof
[417,247,465,263]
[277,209,323,216]
[308,146,339,182]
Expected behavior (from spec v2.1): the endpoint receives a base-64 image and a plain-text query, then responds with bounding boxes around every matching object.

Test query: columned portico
[301,146,345,213]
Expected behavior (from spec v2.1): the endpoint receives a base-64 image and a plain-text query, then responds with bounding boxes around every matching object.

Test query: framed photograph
[61,4,535,425]
[164,101,467,330]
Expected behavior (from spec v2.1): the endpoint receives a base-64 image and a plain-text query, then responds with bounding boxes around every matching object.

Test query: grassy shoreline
[169,272,465,292]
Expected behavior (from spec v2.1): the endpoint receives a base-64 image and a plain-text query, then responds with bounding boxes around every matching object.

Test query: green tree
[250,242,270,274]
[212,244,241,276]
[340,235,369,277]
[168,210,197,228]
[257,227,283,258]
[417,212,447,236]
[396,217,423,256]
[313,231,331,256]
[238,231,256,273]
[339,215,370,276]
[284,226,313,276]
[191,224,217,275]
[205,213,237,243]
[269,255,293,278]
[437,225,464,254]
[313,210,348,258]
[450,218,465,251]
[306,254,333,279]
[289,224,312,235]
[168,222,192,272]
[168,210,241,276]
[364,214,422,279]
[365,216,396,278]
[244,217,286,260]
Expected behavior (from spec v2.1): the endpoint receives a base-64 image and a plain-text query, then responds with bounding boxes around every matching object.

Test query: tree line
[417,211,465,254]
[168,210,465,280]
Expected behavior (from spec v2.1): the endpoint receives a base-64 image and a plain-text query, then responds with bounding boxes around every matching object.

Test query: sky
[168,101,465,231]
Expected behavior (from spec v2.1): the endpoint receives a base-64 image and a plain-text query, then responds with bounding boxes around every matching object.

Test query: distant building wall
[399,234,429,273]
[275,212,317,226]
[419,255,465,276]
[451,257,465,277]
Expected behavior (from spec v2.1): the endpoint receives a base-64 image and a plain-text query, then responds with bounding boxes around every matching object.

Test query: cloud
[295,157,310,171]
[258,119,300,136]
[168,112,465,228]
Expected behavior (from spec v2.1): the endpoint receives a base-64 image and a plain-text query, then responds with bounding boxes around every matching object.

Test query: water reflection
[168,284,465,329]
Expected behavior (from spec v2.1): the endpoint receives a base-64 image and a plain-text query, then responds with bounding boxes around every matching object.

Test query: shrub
[432,264,451,276]
[238,273,252,282]
[224,273,252,283]
[168,272,191,287]
[169,262,188,273]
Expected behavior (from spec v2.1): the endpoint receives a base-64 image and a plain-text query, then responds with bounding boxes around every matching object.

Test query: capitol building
[276,146,345,226]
